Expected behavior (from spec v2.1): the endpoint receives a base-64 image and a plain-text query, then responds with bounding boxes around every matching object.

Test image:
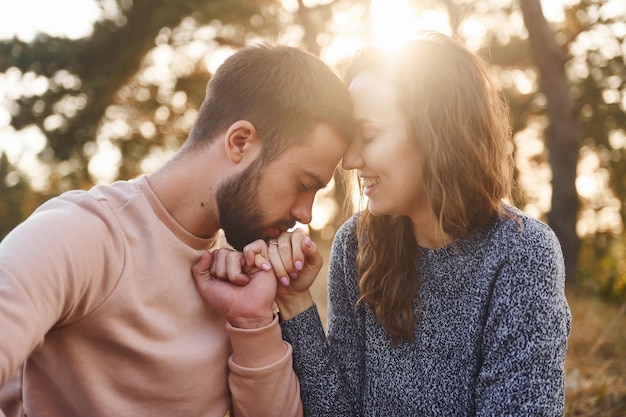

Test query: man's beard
[217,159,294,251]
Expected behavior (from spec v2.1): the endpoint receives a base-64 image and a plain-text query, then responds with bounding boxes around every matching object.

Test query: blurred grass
[564,289,626,416]
[310,239,626,416]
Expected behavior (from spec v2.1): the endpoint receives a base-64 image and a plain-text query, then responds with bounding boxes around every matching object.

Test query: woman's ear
[224,120,261,164]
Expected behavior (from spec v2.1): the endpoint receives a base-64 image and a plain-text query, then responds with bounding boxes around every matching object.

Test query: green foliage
[0,0,279,238]
[1,0,626,301]
[0,0,270,181]
[578,234,626,301]
[0,154,49,240]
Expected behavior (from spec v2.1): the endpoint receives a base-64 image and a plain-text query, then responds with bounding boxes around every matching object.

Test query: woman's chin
[366,203,388,217]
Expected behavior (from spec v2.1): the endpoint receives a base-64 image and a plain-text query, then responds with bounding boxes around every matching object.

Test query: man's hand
[192,229,323,324]
[192,249,275,329]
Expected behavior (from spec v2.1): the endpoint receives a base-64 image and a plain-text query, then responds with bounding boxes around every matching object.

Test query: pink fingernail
[280,277,290,286]
[305,237,312,248]
[262,263,271,271]
[295,261,303,271]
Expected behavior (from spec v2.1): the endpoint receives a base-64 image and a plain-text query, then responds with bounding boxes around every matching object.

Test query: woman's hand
[262,229,321,320]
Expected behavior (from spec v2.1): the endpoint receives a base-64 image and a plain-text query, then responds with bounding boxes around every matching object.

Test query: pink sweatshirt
[0,176,302,417]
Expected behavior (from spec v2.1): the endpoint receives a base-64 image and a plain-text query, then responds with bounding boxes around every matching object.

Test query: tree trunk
[519,0,581,285]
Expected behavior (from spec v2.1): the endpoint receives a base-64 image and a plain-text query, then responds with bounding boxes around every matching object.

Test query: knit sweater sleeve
[475,217,571,416]
[281,217,363,417]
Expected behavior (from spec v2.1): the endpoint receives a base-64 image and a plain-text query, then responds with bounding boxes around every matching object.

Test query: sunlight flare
[370,0,451,49]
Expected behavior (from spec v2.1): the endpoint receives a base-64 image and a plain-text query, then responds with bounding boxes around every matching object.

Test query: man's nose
[291,195,314,225]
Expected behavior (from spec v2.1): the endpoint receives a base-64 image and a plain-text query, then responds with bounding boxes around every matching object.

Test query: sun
[369,0,451,49]
[321,0,453,67]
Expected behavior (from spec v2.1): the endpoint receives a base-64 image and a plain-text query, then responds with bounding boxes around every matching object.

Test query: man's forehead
[272,122,346,177]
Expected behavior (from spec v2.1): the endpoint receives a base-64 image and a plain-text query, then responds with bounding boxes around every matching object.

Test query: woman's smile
[361,176,380,195]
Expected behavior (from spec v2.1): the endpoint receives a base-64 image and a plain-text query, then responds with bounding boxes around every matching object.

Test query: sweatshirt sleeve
[0,193,124,387]
[226,316,303,417]
[475,219,571,416]
[281,218,364,416]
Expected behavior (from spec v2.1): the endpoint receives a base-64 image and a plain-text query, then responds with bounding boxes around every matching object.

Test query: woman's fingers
[225,250,250,285]
[267,229,311,286]
[288,230,307,273]
[267,239,289,286]
[242,240,271,271]
[214,232,318,289]
[206,248,250,285]
[300,234,323,271]
[209,249,228,279]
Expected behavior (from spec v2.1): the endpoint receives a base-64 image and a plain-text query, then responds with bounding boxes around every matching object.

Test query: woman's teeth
[362,177,380,188]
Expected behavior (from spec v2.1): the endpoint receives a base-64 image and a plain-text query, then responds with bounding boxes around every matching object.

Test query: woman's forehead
[349,72,404,122]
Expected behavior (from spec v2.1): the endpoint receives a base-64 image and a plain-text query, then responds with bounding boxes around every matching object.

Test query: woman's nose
[341,139,363,170]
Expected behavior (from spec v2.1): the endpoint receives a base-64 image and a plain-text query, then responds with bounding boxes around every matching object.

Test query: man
[0,43,354,417]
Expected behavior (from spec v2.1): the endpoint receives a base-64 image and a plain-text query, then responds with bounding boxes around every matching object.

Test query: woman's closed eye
[359,124,380,144]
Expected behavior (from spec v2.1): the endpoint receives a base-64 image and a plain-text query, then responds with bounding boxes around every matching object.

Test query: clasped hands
[192,229,321,329]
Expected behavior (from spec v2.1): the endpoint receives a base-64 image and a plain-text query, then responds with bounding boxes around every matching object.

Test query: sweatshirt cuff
[226,314,288,368]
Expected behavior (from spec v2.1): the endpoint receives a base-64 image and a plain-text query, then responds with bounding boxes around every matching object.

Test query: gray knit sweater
[281,205,571,416]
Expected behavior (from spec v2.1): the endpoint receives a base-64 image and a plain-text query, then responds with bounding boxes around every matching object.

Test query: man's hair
[185,43,354,161]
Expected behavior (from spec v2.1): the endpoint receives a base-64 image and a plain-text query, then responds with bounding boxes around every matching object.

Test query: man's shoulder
[41,177,144,216]
[18,178,147,244]
[85,177,143,207]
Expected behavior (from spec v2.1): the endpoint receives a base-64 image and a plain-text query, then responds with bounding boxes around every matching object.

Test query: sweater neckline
[137,175,217,251]
[418,222,492,259]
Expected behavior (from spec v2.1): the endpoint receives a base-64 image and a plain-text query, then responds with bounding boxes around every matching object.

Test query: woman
[196,31,571,416]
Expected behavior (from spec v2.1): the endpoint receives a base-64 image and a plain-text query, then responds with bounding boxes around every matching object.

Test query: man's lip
[267,225,291,239]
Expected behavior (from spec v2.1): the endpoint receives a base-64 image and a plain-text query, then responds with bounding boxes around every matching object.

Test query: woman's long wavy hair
[345,32,516,343]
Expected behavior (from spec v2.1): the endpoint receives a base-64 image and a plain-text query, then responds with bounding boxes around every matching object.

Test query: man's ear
[224,120,261,164]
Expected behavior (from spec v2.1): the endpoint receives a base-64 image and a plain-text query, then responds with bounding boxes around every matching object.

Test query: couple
[0,32,570,416]
[195,32,572,416]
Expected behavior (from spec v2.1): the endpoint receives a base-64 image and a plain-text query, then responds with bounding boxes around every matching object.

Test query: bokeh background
[0,0,624,414]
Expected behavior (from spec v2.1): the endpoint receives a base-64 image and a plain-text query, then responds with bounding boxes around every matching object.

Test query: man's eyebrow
[301,170,327,190]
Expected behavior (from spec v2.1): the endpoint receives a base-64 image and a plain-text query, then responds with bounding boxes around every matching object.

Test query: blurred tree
[503,0,626,292]
[0,153,48,238]
[0,0,277,238]
[438,0,624,290]
[1,0,625,300]
[435,0,581,283]
[519,0,581,284]
[564,0,626,297]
